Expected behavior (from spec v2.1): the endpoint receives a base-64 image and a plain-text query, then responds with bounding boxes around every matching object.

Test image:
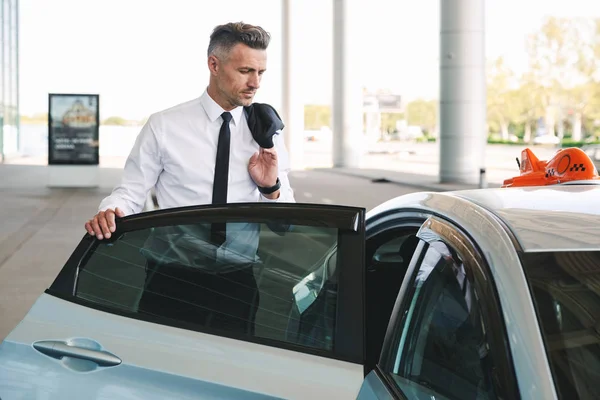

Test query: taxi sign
[502,147,600,188]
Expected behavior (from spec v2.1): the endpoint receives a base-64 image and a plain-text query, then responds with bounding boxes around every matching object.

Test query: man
[84,22,295,335]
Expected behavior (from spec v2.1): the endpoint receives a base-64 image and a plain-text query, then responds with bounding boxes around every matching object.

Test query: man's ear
[208,55,219,76]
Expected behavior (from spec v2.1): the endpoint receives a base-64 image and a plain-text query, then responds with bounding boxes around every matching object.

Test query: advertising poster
[48,93,100,165]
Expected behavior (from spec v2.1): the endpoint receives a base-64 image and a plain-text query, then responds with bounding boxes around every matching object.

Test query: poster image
[48,93,100,165]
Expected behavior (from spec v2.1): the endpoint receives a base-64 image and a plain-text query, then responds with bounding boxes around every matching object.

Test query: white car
[1,148,599,399]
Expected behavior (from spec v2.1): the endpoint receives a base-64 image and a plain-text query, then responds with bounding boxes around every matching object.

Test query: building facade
[0,0,18,161]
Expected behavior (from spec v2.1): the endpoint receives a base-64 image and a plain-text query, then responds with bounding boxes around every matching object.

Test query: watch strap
[258,178,281,195]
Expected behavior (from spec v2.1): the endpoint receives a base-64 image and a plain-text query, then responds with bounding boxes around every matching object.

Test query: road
[290,169,417,210]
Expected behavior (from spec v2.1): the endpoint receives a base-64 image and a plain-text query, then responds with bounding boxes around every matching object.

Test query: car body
[1,153,600,399]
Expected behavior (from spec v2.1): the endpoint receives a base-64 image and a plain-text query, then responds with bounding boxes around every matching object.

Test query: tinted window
[387,240,499,400]
[75,221,340,352]
[522,251,600,400]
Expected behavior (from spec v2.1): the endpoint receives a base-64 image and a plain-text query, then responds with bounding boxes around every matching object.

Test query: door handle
[33,340,122,367]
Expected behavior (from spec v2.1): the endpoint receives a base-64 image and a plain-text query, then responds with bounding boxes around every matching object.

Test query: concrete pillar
[281,0,305,170]
[15,0,20,153]
[439,0,486,184]
[332,0,362,168]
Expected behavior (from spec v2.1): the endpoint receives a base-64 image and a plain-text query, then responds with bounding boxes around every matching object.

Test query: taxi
[1,147,599,400]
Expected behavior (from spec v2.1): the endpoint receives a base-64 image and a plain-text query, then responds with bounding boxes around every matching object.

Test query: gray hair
[207,22,271,59]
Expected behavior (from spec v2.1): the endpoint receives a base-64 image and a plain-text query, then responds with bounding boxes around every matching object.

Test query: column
[439,0,486,184]
[332,0,362,168]
[281,0,305,170]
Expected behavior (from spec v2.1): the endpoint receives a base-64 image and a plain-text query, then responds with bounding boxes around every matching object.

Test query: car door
[0,203,366,400]
[357,216,520,400]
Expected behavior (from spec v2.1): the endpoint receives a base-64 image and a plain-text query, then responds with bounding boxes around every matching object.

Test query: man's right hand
[85,208,125,240]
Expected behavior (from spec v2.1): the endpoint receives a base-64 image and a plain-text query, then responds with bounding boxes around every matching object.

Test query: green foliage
[487,17,600,143]
[380,112,404,133]
[406,99,437,132]
[102,116,128,126]
[304,105,330,130]
[560,138,600,147]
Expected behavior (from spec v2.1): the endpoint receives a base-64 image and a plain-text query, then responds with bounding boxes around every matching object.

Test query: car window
[521,251,600,400]
[74,221,341,352]
[385,239,500,400]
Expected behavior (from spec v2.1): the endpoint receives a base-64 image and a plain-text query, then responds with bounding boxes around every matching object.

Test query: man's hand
[248,148,279,198]
[85,207,125,240]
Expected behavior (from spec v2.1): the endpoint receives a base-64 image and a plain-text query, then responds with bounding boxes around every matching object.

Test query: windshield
[522,251,600,400]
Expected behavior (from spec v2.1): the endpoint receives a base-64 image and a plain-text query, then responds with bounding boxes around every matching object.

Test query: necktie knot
[221,112,232,123]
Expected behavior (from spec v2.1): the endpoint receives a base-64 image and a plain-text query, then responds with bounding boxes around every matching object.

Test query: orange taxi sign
[502,147,600,188]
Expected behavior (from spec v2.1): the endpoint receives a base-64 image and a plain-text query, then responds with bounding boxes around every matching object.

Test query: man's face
[212,43,267,109]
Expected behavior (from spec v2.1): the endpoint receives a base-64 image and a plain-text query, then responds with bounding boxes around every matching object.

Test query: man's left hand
[248,147,279,197]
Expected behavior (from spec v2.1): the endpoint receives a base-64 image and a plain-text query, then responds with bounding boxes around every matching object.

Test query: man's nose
[248,72,260,89]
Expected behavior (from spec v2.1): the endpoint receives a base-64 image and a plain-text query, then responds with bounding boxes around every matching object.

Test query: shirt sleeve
[260,132,296,203]
[98,115,164,215]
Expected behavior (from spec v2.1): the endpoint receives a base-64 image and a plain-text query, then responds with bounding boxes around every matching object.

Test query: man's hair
[207,22,271,59]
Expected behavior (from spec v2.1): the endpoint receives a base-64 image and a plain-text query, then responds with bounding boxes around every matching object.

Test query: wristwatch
[258,178,281,195]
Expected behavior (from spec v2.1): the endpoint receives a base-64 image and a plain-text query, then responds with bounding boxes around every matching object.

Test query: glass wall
[0,0,18,161]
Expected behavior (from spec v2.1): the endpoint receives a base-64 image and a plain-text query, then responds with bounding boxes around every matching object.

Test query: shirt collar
[200,89,244,126]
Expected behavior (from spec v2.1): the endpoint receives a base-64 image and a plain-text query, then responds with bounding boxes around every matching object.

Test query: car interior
[364,228,421,374]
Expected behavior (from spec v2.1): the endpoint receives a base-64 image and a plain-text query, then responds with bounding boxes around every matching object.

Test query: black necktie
[211,111,232,245]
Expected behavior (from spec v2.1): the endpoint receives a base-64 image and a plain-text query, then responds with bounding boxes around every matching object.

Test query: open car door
[0,203,366,399]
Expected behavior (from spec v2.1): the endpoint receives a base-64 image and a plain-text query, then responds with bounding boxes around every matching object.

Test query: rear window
[522,251,600,400]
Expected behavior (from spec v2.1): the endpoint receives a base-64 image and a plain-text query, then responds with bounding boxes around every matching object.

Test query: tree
[102,116,128,126]
[526,17,590,139]
[514,72,545,143]
[380,112,404,133]
[304,105,331,130]
[406,99,437,134]
[487,57,520,140]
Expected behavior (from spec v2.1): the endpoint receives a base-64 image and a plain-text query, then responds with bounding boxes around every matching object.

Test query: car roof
[452,184,600,252]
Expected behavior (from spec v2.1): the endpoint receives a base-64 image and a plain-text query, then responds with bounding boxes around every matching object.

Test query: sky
[19,0,600,120]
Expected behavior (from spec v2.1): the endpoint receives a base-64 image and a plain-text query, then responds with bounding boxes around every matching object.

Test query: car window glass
[387,240,499,400]
[522,251,600,400]
[75,221,341,352]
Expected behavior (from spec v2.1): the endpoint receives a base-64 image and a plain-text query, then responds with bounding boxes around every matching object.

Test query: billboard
[48,93,99,165]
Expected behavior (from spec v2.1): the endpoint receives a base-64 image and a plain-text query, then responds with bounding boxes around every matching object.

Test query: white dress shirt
[99,89,295,215]
[99,91,295,272]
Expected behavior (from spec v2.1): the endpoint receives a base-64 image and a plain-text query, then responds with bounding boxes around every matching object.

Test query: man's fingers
[84,221,95,236]
[115,207,125,218]
[91,217,104,240]
[98,211,113,239]
[107,211,117,233]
